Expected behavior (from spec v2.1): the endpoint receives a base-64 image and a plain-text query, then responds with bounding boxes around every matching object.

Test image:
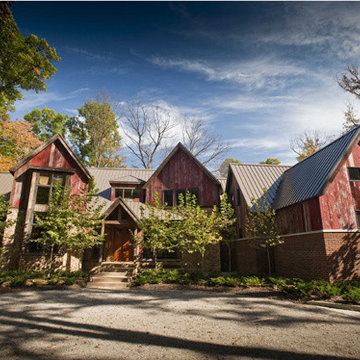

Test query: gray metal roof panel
[0,172,13,200]
[217,178,227,192]
[273,125,360,210]
[229,164,290,206]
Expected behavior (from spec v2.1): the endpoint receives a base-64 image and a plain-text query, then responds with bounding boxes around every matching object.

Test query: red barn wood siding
[145,149,220,207]
[276,198,322,235]
[10,140,88,209]
[319,145,360,230]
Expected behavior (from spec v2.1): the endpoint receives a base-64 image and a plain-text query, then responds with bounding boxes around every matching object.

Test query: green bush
[131,270,360,304]
[0,270,89,288]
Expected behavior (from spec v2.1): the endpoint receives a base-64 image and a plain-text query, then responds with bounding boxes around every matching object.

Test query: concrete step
[91,276,129,283]
[87,282,129,290]
[93,272,129,277]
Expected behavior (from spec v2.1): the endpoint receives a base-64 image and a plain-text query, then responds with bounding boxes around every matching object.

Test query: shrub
[342,287,360,303]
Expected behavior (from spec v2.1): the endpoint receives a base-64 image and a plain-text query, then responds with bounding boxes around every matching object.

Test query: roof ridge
[283,125,360,173]
[231,163,291,167]
[87,167,155,171]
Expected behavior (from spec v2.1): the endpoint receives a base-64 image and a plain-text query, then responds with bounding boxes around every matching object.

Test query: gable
[10,134,90,181]
[144,144,221,207]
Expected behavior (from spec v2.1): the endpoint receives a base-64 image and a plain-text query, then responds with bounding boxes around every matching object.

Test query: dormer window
[349,167,360,181]
[115,188,141,199]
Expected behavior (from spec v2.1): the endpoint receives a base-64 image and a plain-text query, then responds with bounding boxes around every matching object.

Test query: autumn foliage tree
[0,119,42,170]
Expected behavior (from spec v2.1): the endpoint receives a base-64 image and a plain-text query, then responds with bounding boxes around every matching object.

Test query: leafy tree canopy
[0,119,42,170]
[218,158,242,177]
[259,158,281,165]
[68,97,125,167]
[0,3,60,116]
[24,106,70,140]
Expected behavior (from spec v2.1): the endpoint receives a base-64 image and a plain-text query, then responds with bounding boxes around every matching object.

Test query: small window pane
[356,212,360,229]
[36,186,50,204]
[124,189,132,198]
[115,189,123,198]
[163,190,173,206]
[38,174,51,185]
[53,174,66,187]
[176,189,186,205]
[132,189,141,199]
[349,168,360,181]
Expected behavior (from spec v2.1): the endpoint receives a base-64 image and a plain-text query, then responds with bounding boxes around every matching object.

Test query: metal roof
[273,125,360,210]
[88,168,155,201]
[0,172,13,200]
[217,177,227,192]
[229,164,290,207]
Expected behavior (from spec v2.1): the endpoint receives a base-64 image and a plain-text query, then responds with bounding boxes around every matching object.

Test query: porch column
[99,222,105,262]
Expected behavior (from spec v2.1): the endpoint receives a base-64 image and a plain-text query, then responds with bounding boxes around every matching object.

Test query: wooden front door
[112,227,134,262]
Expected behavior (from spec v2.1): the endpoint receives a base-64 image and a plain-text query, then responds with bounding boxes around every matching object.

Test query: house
[0,135,224,272]
[226,126,360,280]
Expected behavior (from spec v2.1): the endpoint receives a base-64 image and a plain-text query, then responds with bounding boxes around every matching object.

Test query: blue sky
[10,2,360,167]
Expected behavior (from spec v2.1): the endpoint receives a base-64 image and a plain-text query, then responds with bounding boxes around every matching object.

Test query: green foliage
[245,189,282,275]
[0,270,89,287]
[136,193,179,265]
[24,106,70,140]
[0,195,11,235]
[132,270,360,304]
[33,178,106,270]
[218,158,242,177]
[259,158,281,165]
[176,192,235,272]
[0,5,60,115]
[68,99,124,167]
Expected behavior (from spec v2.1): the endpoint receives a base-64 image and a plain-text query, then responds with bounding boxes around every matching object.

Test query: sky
[9,1,360,168]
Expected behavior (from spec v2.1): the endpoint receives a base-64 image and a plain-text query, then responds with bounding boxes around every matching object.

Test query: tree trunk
[200,252,205,273]
[227,242,232,273]
[266,245,271,276]
[153,248,158,270]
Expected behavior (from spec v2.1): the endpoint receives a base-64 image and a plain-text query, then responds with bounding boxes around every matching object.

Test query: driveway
[0,288,359,360]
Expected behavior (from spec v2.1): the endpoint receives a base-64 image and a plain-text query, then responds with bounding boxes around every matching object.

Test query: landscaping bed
[132,269,360,304]
[0,270,89,289]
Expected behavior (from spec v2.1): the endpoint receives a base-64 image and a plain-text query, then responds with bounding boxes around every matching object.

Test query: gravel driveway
[0,288,359,360]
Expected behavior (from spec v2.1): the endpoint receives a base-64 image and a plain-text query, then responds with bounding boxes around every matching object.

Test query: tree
[68,96,124,167]
[0,119,42,171]
[136,193,179,268]
[33,178,106,272]
[342,104,360,133]
[177,192,234,272]
[181,117,229,167]
[338,66,360,99]
[259,158,281,165]
[0,195,12,237]
[0,3,60,116]
[290,130,329,162]
[245,189,283,276]
[24,106,70,140]
[217,158,242,177]
[120,100,175,168]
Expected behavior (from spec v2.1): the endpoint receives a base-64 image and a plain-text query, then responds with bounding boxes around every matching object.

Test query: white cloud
[150,56,312,91]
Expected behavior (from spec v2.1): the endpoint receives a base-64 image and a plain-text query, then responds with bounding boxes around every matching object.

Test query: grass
[0,270,89,288]
[132,269,360,304]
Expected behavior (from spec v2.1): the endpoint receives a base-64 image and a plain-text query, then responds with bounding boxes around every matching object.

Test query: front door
[112,227,134,262]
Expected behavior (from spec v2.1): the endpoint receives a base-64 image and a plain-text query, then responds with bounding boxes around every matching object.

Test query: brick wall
[229,232,360,281]
[181,244,221,272]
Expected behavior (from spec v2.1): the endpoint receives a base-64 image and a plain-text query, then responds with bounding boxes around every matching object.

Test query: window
[237,189,241,206]
[349,167,360,181]
[163,190,173,206]
[115,188,141,199]
[176,189,186,205]
[188,188,199,204]
[356,211,360,229]
[35,172,67,205]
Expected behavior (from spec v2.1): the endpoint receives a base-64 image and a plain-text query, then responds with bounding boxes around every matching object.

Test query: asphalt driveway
[0,288,359,360]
